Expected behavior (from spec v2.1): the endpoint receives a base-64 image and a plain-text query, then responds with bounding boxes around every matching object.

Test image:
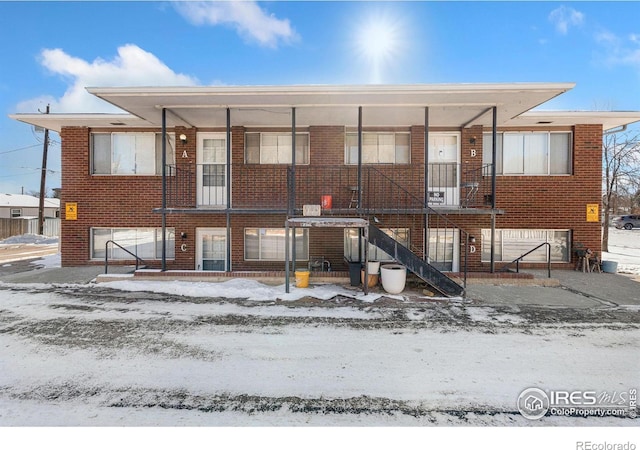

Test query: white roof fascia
[510,110,640,131]
[8,113,152,133]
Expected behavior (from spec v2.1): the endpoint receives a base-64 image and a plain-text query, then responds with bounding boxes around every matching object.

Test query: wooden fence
[0,218,60,240]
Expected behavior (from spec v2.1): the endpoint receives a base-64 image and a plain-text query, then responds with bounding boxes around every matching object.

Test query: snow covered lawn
[0,282,638,427]
[0,228,638,447]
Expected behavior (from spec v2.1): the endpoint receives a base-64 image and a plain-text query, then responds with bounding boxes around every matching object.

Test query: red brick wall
[59,123,603,272]
[60,127,170,267]
[490,125,602,268]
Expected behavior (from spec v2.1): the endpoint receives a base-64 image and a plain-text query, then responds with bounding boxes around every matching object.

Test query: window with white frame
[481,229,570,262]
[10,209,21,218]
[245,132,309,164]
[344,228,410,262]
[91,228,175,260]
[483,132,571,175]
[426,228,457,272]
[244,228,309,261]
[345,132,410,164]
[91,132,176,175]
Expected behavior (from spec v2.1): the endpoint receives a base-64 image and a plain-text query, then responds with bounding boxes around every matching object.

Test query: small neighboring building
[9,82,640,294]
[0,193,60,219]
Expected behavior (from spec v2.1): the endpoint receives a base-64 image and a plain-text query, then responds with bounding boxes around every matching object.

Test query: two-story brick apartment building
[11,83,640,294]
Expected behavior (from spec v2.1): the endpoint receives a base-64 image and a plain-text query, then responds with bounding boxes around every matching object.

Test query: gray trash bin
[601,260,618,273]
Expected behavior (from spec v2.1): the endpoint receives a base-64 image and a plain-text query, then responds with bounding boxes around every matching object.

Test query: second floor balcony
[164,163,494,214]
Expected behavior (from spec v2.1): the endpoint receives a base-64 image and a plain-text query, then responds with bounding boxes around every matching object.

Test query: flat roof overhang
[85,83,575,129]
[9,82,640,132]
[8,113,151,133]
[511,110,640,131]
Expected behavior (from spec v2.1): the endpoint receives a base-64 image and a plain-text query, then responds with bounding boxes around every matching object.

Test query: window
[244,228,308,261]
[481,229,570,262]
[91,228,175,260]
[344,228,409,262]
[345,132,410,164]
[245,132,309,164]
[91,132,176,175]
[11,209,21,218]
[483,132,571,175]
[427,228,457,271]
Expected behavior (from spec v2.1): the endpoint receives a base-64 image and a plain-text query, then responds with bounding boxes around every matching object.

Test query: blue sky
[1,1,640,195]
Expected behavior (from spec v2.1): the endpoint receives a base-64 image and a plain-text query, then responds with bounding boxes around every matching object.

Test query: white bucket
[367,260,380,274]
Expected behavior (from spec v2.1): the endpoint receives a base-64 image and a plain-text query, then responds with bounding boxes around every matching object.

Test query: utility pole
[38,104,50,236]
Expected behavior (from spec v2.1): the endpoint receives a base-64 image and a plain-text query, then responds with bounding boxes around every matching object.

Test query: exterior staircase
[286,165,487,298]
[368,224,465,297]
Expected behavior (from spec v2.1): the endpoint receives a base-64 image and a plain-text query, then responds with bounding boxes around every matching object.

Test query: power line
[0,171,41,178]
[0,144,42,155]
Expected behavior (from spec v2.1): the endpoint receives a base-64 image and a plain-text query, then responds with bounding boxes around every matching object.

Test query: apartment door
[196,228,227,271]
[197,133,227,207]
[426,228,460,272]
[428,133,460,207]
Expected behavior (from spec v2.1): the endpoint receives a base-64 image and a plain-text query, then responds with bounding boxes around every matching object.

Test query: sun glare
[355,13,405,84]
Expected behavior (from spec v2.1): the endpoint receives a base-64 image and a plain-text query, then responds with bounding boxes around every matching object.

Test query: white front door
[196,228,227,271]
[428,133,460,207]
[426,228,460,272]
[197,133,227,207]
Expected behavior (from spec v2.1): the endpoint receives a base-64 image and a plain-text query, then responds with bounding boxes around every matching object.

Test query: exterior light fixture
[179,134,187,144]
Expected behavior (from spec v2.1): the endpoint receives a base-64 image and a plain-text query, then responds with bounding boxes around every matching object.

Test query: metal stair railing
[285,164,485,292]
[104,240,147,274]
[364,166,473,286]
[369,224,464,297]
[498,242,551,278]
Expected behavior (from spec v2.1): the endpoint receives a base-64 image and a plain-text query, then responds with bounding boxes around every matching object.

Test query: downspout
[490,106,497,273]
[161,107,167,272]
[226,107,231,272]
[424,106,429,262]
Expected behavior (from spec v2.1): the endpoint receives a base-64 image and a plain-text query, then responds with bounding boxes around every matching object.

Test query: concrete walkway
[1,257,639,309]
[465,269,640,308]
[0,262,134,285]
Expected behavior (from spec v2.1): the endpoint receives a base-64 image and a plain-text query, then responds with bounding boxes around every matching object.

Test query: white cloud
[549,5,584,35]
[594,29,640,69]
[15,95,58,114]
[17,44,198,113]
[595,30,619,45]
[174,0,297,49]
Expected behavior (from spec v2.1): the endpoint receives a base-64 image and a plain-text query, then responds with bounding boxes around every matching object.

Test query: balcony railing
[164,163,494,211]
[288,164,493,213]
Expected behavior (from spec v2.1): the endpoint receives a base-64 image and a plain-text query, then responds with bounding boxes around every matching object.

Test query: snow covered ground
[0,229,639,448]
[0,233,59,246]
[603,228,640,276]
